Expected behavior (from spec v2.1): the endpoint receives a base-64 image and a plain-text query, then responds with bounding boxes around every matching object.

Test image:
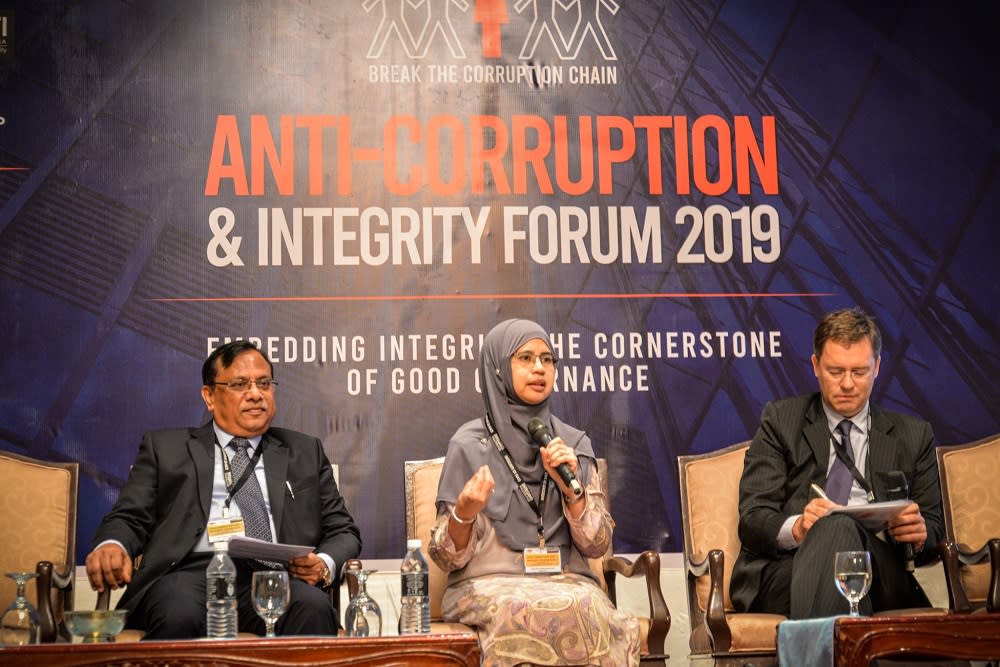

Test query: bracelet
[451,507,475,524]
[564,491,586,506]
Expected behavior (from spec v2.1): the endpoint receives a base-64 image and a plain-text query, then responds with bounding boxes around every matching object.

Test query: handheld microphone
[886,470,915,572]
[526,417,583,497]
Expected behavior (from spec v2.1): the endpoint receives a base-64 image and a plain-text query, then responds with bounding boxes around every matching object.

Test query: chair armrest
[989,538,1000,613]
[324,557,362,621]
[332,559,365,636]
[954,538,1000,612]
[987,538,1000,613]
[939,541,970,612]
[342,558,362,600]
[686,548,732,652]
[938,539,999,613]
[92,558,365,619]
[96,586,112,610]
[953,541,992,567]
[603,551,670,657]
[35,560,74,642]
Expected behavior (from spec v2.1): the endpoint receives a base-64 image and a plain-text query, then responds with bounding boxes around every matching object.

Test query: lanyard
[829,414,875,503]
[217,440,265,512]
[483,415,551,546]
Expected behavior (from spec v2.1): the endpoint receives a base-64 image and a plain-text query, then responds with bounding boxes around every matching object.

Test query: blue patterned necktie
[229,437,273,543]
[825,420,856,505]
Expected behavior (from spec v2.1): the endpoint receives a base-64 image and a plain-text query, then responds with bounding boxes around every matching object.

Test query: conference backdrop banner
[0,1,996,562]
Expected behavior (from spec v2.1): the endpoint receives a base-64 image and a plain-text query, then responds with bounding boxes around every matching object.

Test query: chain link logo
[363,0,619,62]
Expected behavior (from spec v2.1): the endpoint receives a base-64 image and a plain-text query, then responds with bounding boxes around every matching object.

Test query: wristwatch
[319,560,333,588]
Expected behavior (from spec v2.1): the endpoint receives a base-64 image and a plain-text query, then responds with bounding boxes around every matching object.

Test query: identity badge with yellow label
[207,517,246,543]
[523,546,562,574]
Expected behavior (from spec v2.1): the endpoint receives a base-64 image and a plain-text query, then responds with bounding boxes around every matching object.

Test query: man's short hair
[813,307,882,359]
[202,340,274,386]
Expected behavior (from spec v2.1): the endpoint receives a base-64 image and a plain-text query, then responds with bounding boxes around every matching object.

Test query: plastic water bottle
[399,538,430,634]
[205,540,238,639]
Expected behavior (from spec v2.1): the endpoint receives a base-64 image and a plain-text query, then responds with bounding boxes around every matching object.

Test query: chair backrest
[936,433,1000,604]
[0,450,78,612]
[404,456,612,622]
[677,441,749,616]
[404,457,448,621]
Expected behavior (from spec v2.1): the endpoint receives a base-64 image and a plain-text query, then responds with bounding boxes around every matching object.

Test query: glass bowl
[63,610,128,643]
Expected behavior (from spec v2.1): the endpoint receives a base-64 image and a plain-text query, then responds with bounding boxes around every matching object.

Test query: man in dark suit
[730,307,943,618]
[85,340,361,638]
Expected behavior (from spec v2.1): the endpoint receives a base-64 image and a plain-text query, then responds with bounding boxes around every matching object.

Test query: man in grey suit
[730,308,943,618]
[85,340,361,638]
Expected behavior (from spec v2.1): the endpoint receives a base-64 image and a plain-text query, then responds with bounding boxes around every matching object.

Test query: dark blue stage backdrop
[0,1,996,562]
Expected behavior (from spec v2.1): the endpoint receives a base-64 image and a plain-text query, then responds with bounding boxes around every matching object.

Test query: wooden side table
[834,613,1000,667]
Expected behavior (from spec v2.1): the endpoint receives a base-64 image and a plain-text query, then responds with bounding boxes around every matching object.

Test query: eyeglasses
[824,368,873,381]
[212,378,278,393]
[511,352,558,368]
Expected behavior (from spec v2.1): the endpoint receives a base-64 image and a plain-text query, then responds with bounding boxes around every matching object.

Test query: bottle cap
[406,538,422,549]
[212,540,230,551]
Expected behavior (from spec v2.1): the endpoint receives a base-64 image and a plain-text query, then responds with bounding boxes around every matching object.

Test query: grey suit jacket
[93,422,362,612]
[729,393,944,612]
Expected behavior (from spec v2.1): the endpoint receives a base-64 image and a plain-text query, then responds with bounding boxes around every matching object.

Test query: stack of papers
[226,536,314,561]
[828,499,910,531]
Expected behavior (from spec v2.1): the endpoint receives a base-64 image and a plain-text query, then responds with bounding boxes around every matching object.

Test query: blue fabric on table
[777,616,841,667]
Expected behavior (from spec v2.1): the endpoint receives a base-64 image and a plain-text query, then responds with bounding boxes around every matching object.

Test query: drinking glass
[252,570,289,638]
[344,569,382,637]
[1,572,41,646]
[63,610,128,643]
[834,550,872,616]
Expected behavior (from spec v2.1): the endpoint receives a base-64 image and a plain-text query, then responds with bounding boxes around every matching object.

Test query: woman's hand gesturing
[455,465,494,523]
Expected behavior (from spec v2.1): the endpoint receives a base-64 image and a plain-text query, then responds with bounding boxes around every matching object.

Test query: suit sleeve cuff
[777,515,801,551]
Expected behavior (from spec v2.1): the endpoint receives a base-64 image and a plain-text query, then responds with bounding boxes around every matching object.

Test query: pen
[809,483,830,501]
[286,480,295,499]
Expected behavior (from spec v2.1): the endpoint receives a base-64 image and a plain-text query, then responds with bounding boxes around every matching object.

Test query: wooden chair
[96,463,354,640]
[935,433,1000,613]
[404,456,671,664]
[0,449,78,642]
[677,442,784,664]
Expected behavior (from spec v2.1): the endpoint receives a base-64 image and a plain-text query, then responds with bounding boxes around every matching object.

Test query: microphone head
[525,417,549,444]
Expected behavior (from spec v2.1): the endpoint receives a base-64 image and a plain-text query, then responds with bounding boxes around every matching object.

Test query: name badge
[523,547,562,574]
[207,517,246,543]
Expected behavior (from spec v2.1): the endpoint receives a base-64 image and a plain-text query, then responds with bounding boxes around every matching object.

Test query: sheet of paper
[227,536,314,561]
[828,499,910,531]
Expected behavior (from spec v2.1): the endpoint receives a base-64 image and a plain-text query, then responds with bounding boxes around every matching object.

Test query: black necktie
[825,420,855,505]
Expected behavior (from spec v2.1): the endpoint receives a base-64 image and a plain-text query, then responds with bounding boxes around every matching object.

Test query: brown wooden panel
[0,633,482,667]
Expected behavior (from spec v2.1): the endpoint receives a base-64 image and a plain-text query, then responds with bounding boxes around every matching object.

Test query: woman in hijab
[429,319,641,667]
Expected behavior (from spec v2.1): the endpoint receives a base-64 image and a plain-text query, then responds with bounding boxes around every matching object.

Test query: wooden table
[0,632,482,667]
[834,612,1000,667]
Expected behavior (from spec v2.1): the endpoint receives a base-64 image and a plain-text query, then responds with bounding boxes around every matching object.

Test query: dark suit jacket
[93,422,362,612]
[729,393,944,612]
